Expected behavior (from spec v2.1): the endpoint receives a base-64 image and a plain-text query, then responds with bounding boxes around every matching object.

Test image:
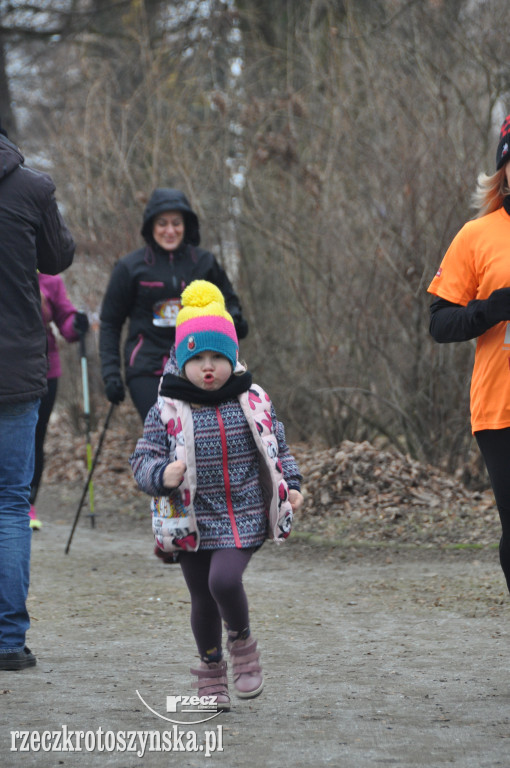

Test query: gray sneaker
[0,647,36,671]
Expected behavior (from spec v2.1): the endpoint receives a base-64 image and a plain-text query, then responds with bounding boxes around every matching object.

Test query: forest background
[0,0,507,486]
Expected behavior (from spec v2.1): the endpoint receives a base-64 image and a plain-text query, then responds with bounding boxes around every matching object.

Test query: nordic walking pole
[65,403,115,554]
[79,328,95,528]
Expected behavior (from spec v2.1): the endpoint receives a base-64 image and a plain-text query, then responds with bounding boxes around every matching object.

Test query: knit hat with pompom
[175,280,238,371]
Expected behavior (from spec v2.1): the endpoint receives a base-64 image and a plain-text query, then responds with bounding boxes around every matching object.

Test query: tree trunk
[0,35,15,136]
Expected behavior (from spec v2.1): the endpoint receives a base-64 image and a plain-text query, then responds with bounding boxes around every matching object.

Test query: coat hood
[0,134,24,180]
[141,188,200,247]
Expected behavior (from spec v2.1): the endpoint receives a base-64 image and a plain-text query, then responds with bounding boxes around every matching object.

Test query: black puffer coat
[99,189,247,385]
[0,134,75,403]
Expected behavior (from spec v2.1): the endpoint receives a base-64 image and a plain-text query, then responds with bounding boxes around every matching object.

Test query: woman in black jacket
[99,188,248,420]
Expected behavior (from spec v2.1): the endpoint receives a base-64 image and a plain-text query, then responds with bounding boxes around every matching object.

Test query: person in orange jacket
[428,113,510,593]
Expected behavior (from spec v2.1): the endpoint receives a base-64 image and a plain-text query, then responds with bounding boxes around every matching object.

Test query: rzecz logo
[136,690,222,725]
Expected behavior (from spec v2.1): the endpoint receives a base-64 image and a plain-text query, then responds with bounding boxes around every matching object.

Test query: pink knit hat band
[175,315,238,347]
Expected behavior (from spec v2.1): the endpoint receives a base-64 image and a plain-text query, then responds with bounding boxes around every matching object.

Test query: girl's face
[184,352,232,391]
[152,210,185,251]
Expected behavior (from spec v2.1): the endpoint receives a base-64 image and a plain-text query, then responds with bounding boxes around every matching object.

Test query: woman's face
[152,210,185,251]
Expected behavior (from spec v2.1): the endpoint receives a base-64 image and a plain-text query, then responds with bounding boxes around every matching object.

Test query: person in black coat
[0,122,75,671]
[99,188,248,421]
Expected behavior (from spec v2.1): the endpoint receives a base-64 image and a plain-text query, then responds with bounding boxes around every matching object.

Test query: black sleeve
[429,297,493,343]
[35,192,75,275]
[99,261,136,381]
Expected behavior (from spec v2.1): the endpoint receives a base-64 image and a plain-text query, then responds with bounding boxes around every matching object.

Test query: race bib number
[153,298,181,327]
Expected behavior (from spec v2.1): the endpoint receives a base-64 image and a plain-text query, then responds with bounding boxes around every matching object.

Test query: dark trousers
[475,428,510,593]
[128,376,160,422]
[179,548,255,660]
[30,377,58,505]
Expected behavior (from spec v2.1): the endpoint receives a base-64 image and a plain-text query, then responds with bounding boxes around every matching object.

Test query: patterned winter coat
[129,381,301,555]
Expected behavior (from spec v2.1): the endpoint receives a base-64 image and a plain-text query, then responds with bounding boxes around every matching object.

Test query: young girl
[130,280,303,710]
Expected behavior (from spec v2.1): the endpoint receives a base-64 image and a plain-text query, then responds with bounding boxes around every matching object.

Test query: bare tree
[2,0,509,477]
[231,0,510,474]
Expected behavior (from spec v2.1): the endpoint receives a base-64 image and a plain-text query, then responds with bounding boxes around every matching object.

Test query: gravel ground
[0,481,509,768]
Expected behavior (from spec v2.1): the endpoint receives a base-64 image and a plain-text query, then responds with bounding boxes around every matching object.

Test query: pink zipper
[129,334,144,366]
[139,281,164,288]
[215,406,242,548]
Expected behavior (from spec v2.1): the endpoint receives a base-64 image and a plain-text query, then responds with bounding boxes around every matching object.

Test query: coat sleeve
[51,277,80,342]
[35,184,75,276]
[129,404,173,496]
[271,404,302,491]
[429,296,493,342]
[99,260,136,381]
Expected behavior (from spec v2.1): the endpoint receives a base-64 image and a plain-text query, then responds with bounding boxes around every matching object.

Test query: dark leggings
[30,377,58,504]
[179,548,255,660]
[475,428,510,593]
[128,376,160,422]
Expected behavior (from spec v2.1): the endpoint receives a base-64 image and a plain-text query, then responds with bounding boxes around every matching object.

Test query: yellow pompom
[181,280,225,309]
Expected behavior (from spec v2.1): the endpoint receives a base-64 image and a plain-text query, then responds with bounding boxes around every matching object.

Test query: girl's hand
[163,460,186,489]
[289,489,304,511]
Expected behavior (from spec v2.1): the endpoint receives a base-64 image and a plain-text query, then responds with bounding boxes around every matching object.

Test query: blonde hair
[471,166,509,218]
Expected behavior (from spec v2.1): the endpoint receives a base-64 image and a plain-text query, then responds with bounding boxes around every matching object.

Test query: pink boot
[29,505,42,530]
[227,636,264,699]
[190,660,231,711]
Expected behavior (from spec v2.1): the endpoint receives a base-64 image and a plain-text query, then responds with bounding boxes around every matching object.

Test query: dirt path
[1,485,509,767]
